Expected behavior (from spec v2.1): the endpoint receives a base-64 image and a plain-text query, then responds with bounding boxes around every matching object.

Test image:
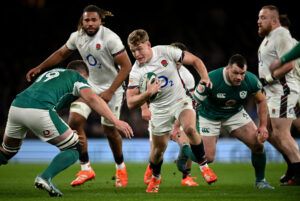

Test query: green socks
[40,149,79,179]
[251,151,266,182]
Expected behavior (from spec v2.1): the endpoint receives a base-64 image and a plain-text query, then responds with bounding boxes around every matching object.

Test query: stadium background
[1,0,300,141]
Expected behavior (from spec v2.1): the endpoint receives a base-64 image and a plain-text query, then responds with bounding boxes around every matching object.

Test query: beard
[258,25,272,37]
[83,27,99,36]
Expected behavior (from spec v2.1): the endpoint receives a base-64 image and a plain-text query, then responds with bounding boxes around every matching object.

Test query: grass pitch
[0,162,299,201]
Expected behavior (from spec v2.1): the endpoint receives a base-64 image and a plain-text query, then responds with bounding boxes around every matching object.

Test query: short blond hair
[127,29,149,46]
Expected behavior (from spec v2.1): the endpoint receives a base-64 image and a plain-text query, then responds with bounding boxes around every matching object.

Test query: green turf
[0,162,299,201]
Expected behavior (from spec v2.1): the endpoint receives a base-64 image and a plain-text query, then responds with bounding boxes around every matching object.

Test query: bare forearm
[127,91,152,109]
[88,94,118,124]
[193,59,209,79]
[257,101,268,128]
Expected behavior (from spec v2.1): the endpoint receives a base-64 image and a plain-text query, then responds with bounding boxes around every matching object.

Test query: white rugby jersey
[258,26,299,95]
[66,26,125,92]
[179,66,195,91]
[128,45,188,109]
[291,38,300,80]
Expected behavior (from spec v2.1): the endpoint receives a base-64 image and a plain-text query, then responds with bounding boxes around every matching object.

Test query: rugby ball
[139,72,158,101]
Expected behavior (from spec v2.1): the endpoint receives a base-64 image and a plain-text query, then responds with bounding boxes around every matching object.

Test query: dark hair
[228,54,247,68]
[279,14,291,29]
[170,42,188,51]
[77,5,113,31]
[67,60,89,76]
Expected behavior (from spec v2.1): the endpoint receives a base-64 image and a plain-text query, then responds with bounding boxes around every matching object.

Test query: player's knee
[0,143,20,164]
[57,131,80,151]
[68,114,86,130]
[252,142,264,153]
[153,149,165,160]
[183,126,196,137]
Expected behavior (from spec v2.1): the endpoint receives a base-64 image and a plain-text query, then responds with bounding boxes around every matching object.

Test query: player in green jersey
[193,54,274,189]
[0,60,133,197]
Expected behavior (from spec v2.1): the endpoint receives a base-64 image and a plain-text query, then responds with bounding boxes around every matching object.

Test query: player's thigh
[4,106,28,140]
[150,109,174,134]
[230,121,258,148]
[270,117,293,137]
[175,98,194,126]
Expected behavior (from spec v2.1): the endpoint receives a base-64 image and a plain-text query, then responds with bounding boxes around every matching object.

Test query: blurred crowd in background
[1,0,299,138]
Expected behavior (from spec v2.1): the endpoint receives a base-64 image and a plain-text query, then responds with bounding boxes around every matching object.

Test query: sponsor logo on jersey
[217,93,226,98]
[225,100,236,107]
[96,43,101,50]
[239,91,247,99]
[161,59,168,67]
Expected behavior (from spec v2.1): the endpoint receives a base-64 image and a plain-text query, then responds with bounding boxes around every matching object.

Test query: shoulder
[209,68,223,78]
[209,67,224,86]
[102,26,121,40]
[179,66,193,77]
[69,30,80,39]
[273,27,292,42]
[154,45,182,60]
[244,71,261,90]
[245,71,258,79]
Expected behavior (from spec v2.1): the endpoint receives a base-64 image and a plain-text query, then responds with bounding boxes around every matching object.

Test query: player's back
[12,69,89,110]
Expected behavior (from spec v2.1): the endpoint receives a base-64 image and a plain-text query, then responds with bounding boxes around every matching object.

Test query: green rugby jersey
[193,67,262,120]
[12,68,90,110]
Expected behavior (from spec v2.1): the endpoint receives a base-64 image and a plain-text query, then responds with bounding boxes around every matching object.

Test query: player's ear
[146,41,151,47]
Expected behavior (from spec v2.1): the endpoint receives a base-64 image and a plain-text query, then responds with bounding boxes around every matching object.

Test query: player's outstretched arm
[80,88,133,138]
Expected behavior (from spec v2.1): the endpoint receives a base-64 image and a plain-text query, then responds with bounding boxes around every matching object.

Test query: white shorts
[150,97,193,136]
[5,106,69,141]
[70,91,123,126]
[267,93,299,119]
[198,109,252,136]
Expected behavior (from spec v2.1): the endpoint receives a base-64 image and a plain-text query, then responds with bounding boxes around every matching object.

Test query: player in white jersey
[257,5,300,185]
[271,14,300,185]
[142,42,198,187]
[25,5,132,187]
[126,29,217,193]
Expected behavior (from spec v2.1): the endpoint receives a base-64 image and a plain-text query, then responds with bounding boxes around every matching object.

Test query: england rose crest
[161,59,168,67]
